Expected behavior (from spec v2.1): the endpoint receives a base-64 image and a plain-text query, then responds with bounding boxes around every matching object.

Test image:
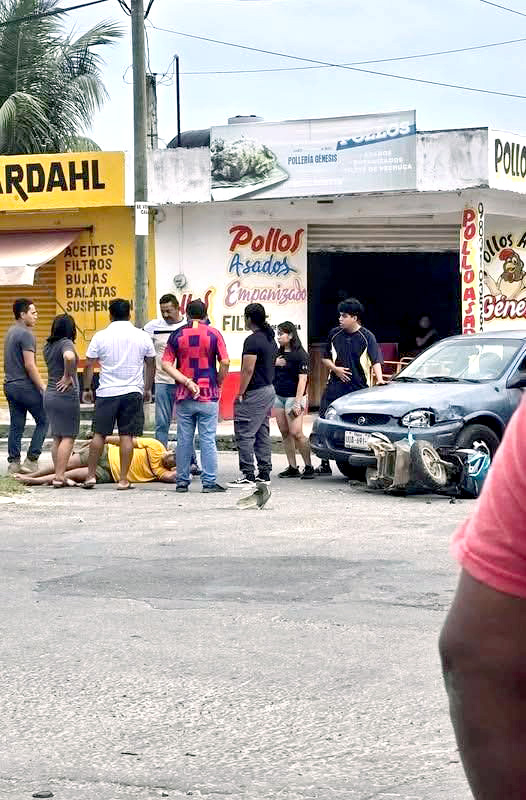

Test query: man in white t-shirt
[81,298,156,489]
[144,293,186,445]
[144,293,200,473]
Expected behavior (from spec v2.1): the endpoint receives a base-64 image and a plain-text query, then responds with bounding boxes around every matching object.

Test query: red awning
[0,229,84,286]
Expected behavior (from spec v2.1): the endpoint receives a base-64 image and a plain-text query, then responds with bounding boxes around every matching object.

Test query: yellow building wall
[0,207,156,364]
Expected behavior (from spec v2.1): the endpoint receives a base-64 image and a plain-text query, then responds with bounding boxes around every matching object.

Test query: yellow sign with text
[0,151,125,212]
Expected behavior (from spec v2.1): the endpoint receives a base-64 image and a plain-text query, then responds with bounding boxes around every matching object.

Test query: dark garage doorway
[308,250,461,350]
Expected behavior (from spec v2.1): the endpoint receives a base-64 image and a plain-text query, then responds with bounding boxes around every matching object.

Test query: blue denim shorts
[274,395,307,413]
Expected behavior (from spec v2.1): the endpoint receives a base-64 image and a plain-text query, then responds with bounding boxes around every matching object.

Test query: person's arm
[82,357,97,404]
[159,470,178,483]
[295,373,308,402]
[439,400,526,798]
[291,353,309,413]
[372,362,386,385]
[56,347,77,393]
[367,333,386,386]
[23,350,45,392]
[238,354,257,398]
[105,435,139,446]
[215,331,230,387]
[321,333,350,382]
[218,359,230,386]
[144,356,155,403]
[321,358,351,383]
[440,571,526,799]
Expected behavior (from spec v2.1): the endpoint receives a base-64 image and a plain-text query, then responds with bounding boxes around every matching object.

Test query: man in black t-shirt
[317,297,385,475]
[228,303,278,488]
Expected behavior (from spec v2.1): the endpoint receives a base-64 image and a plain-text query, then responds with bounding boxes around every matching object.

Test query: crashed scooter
[365,432,490,497]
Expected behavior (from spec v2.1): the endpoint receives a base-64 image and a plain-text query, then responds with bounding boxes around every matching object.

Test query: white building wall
[416,129,488,192]
[148,129,490,207]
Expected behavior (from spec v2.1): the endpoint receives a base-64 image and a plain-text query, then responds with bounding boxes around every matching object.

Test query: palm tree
[0,0,122,154]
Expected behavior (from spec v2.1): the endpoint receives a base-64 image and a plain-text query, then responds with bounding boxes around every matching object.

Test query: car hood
[329,381,486,421]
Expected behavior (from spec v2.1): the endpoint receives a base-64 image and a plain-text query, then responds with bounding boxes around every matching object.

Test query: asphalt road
[0,452,474,800]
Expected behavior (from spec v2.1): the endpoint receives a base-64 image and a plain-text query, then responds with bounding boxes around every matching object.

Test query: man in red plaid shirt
[162,299,229,493]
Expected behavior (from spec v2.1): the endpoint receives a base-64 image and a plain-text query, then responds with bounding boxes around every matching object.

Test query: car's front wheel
[456,423,500,457]
[336,461,366,481]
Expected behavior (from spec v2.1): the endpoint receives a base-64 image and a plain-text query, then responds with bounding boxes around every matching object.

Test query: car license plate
[344,430,371,450]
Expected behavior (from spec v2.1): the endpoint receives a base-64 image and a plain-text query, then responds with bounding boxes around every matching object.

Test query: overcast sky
[65,0,526,151]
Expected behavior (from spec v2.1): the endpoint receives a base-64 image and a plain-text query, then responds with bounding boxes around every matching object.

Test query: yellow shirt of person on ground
[88,437,176,484]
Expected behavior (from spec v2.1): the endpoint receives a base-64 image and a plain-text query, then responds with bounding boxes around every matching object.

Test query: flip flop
[81,479,96,490]
[52,480,67,489]
[116,483,135,491]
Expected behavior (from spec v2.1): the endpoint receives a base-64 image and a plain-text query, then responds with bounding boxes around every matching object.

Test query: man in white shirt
[144,293,200,473]
[144,293,185,445]
[81,298,156,490]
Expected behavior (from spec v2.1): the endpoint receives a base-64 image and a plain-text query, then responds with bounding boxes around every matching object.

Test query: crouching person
[15,436,177,487]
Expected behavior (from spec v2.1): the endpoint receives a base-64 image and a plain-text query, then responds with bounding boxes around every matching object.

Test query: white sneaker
[227,477,256,488]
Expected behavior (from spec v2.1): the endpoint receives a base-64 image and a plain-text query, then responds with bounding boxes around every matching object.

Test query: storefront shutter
[0,259,56,404]
[307,223,460,252]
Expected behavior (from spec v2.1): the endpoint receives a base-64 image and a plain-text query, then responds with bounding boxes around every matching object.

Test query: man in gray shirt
[4,299,48,474]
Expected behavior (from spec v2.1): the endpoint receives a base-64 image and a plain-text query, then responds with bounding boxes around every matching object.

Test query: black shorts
[93,392,144,437]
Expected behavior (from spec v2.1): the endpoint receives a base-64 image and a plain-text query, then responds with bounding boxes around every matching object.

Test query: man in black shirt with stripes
[316,297,385,475]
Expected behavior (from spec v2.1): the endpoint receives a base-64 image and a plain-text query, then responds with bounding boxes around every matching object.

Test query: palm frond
[0,1,120,154]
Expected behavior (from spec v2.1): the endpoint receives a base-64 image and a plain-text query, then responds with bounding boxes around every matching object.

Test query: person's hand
[275,356,287,368]
[186,380,200,400]
[333,366,351,382]
[292,399,302,415]
[82,389,93,404]
[57,375,73,393]
[143,389,153,404]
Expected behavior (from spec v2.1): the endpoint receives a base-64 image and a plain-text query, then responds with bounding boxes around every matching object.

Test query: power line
[479,0,526,18]
[180,36,526,76]
[144,0,156,18]
[0,0,109,27]
[146,23,526,99]
[117,0,131,16]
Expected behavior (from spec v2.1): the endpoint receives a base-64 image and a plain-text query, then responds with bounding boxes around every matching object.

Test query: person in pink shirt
[440,397,526,799]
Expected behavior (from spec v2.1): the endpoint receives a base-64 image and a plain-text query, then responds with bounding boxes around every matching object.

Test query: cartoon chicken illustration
[484,248,526,301]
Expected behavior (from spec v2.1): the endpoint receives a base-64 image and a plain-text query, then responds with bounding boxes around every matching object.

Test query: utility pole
[131,0,148,328]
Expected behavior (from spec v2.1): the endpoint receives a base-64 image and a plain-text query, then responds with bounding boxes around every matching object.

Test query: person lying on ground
[14,436,176,489]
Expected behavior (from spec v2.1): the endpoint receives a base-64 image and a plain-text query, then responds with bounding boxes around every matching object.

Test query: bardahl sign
[0,152,125,211]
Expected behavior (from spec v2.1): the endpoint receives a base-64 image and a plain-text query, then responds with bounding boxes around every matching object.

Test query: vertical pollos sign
[460,204,485,335]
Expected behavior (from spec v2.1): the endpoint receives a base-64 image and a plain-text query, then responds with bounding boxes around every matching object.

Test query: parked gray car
[310,330,526,477]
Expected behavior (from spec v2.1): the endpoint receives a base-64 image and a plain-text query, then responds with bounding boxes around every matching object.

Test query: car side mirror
[507,371,526,389]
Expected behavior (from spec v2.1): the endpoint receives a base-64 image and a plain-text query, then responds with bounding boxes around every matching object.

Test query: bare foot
[14,474,36,485]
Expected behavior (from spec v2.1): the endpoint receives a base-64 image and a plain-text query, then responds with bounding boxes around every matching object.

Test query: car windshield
[396,338,523,383]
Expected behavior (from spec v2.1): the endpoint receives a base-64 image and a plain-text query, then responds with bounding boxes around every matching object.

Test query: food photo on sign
[210,111,417,201]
